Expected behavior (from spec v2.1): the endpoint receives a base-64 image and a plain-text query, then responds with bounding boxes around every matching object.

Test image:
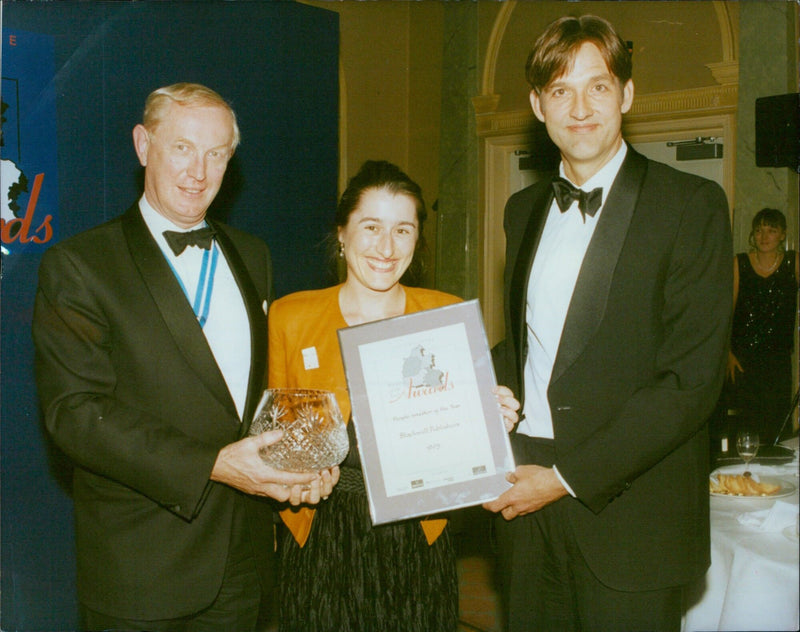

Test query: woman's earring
[338,242,345,259]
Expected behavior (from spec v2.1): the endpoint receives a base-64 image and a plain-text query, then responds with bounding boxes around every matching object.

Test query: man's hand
[483,465,568,520]
[210,430,340,505]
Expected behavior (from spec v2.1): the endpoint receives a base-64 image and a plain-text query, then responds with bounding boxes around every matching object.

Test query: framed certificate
[338,299,515,525]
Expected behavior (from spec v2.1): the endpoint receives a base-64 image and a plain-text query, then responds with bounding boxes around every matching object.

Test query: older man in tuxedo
[33,83,337,631]
[485,16,732,632]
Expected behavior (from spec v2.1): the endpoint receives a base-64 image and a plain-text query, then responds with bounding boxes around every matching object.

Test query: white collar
[558,142,627,206]
[138,194,209,235]
[138,195,210,258]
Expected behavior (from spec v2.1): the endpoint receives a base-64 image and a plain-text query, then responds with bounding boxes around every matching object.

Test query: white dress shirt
[139,196,251,420]
[518,144,627,441]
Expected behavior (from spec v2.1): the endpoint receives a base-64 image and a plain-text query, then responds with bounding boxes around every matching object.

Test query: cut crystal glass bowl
[249,388,349,471]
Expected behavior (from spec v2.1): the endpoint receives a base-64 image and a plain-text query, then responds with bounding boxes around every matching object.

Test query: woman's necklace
[754,249,781,274]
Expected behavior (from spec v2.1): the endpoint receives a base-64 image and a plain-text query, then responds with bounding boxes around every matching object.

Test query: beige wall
[304,0,445,280]
[487,1,731,111]
[304,0,797,267]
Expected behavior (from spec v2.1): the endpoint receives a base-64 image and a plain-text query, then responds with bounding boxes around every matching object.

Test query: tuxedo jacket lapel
[551,148,648,384]
[121,207,238,417]
[509,184,553,373]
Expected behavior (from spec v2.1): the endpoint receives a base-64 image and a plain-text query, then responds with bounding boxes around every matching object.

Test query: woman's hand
[726,351,743,383]
[286,465,340,506]
[494,385,520,433]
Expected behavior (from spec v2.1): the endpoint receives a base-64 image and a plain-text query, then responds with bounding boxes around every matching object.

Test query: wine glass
[735,429,759,477]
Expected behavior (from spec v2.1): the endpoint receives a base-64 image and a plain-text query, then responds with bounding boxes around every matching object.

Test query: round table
[682,444,799,632]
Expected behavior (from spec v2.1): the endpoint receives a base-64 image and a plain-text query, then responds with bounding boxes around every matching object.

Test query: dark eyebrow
[547,72,614,91]
[357,217,417,228]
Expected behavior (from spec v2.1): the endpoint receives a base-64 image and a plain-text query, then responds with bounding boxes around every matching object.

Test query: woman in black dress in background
[726,208,799,442]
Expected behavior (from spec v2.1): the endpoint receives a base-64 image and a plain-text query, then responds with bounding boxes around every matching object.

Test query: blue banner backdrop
[1,3,339,629]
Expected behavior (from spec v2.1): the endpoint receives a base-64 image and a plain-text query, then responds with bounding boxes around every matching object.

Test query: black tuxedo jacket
[33,205,274,619]
[494,146,732,590]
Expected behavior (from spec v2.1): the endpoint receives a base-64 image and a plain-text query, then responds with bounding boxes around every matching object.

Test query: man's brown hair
[525,15,632,94]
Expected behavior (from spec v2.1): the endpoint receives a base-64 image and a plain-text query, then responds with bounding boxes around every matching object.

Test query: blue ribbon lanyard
[168,243,219,328]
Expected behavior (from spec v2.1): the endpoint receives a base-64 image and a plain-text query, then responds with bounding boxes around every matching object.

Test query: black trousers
[80,499,262,632]
[495,435,682,632]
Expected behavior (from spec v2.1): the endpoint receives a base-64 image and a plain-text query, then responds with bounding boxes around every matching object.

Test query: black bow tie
[552,177,603,222]
[163,227,216,255]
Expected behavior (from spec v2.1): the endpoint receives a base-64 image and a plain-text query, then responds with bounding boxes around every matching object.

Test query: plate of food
[709,473,796,498]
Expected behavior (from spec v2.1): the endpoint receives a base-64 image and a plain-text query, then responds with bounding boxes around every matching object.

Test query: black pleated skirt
[277,473,458,632]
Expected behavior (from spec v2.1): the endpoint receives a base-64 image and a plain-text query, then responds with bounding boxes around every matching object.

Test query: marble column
[436,2,479,299]
[734,0,798,251]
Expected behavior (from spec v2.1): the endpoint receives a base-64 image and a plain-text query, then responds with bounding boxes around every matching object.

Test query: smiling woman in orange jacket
[268,160,518,632]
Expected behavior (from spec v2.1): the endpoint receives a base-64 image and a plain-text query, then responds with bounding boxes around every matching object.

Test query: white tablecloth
[683,443,799,632]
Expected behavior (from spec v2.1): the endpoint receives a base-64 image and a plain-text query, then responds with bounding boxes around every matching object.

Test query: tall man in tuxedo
[33,83,337,631]
[484,16,732,632]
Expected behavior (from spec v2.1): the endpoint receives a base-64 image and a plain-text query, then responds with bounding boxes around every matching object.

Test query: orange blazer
[268,284,461,547]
